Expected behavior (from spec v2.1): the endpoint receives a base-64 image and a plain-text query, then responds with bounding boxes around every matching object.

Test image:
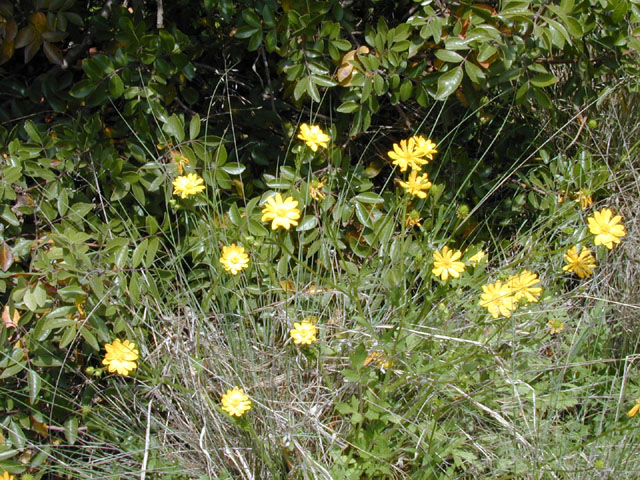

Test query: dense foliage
[1,0,639,478]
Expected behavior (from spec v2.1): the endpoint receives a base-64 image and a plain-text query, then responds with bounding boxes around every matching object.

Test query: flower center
[275,206,289,218]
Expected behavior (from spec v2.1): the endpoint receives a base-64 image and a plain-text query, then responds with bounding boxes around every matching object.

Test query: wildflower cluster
[389,135,437,201]
[479,270,542,318]
[562,207,626,279]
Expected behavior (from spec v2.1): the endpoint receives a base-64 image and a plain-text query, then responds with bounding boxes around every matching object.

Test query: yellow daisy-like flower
[468,250,486,266]
[387,138,429,172]
[479,281,516,318]
[172,173,206,199]
[405,210,422,227]
[221,386,252,417]
[102,339,139,376]
[309,179,326,201]
[297,123,330,152]
[588,208,626,249]
[290,317,318,345]
[412,135,438,159]
[398,169,432,198]
[219,244,250,275]
[573,189,593,210]
[562,246,596,279]
[432,246,465,281]
[0,472,15,480]
[507,270,542,304]
[547,319,564,334]
[363,351,391,370]
[261,193,301,230]
[627,397,640,418]
[170,150,190,174]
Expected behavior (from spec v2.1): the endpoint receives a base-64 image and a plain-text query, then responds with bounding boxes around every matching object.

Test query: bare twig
[156,0,164,29]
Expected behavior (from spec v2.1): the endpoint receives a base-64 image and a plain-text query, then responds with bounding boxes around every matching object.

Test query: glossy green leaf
[435,66,463,101]
[435,49,465,63]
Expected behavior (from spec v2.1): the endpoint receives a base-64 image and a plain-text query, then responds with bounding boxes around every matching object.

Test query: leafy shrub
[0,0,639,478]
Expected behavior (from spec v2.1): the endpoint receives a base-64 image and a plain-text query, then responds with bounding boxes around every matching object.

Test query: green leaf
[130,238,148,269]
[399,79,413,101]
[65,416,78,446]
[464,61,486,84]
[296,215,318,231]
[235,25,259,39]
[337,101,360,113]
[293,76,309,101]
[313,75,337,87]
[144,237,160,267]
[435,49,465,63]
[69,79,97,98]
[109,74,124,98]
[164,114,185,143]
[28,369,42,404]
[80,326,99,351]
[435,66,463,101]
[242,8,262,28]
[515,81,530,103]
[189,114,201,139]
[23,120,42,143]
[307,78,321,102]
[221,162,246,175]
[248,219,269,237]
[354,192,384,204]
[531,72,558,87]
[23,289,37,312]
[354,202,373,228]
[533,87,552,109]
[247,29,263,51]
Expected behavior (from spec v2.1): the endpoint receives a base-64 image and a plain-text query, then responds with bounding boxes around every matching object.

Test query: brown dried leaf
[337,63,353,84]
[31,417,48,438]
[2,305,19,328]
[0,242,14,271]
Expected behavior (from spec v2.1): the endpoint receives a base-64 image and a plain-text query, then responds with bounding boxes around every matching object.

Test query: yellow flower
[573,189,593,210]
[547,319,564,334]
[309,179,326,201]
[219,244,250,275]
[412,135,438,159]
[627,397,640,418]
[0,472,14,480]
[387,138,429,172]
[479,281,516,318]
[290,317,318,345]
[507,270,542,304]
[563,246,596,278]
[221,386,252,417]
[172,173,206,199]
[588,208,626,249]
[405,210,422,227]
[363,351,391,370]
[468,250,486,266]
[170,150,190,174]
[398,169,432,198]
[297,123,330,151]
[261,193,301,230]
[432,246,465,281]
[102,339,139,376]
